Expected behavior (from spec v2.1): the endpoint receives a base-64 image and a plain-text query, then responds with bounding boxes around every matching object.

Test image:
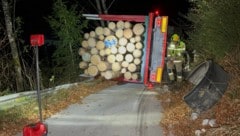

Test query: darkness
[108,0,189,17]
[15,0,190,41]
[16,0,52,40]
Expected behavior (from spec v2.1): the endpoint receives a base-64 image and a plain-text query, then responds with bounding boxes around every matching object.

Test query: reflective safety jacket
[167,41,186,60]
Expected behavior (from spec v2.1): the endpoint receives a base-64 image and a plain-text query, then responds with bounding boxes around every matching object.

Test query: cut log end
[87,65,99,77]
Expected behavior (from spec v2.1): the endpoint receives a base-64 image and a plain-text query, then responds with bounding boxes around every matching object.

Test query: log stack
[79,21,145,80]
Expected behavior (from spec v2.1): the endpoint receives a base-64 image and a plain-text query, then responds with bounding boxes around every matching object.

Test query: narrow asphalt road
[19,83,164,136]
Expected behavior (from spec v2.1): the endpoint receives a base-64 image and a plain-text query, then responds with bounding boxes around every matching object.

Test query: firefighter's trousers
[167,59,183,82]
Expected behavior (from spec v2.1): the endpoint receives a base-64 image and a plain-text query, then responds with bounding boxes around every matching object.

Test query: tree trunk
[1,0,24,92]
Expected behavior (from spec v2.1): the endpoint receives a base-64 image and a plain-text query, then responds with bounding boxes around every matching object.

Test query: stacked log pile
[79,21,145,80]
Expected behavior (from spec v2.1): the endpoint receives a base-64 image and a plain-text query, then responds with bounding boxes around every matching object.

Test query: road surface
[19,83,164,136]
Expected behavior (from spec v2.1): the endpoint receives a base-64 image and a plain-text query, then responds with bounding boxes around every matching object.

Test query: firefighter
[166,34,186,82]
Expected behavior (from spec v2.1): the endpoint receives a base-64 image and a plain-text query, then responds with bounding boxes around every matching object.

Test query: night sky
[15,0,190,40]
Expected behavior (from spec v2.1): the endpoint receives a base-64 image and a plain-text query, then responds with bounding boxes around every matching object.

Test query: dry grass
[158,50,240,136]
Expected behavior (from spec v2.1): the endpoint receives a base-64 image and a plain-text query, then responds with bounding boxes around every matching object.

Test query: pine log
[125,53,134,63]
[103,70,120,80]
[99,49,106,56]
[118,46,127,54]
[88,37,96,48]
[107,54,116,63]
[90,54,101,65]
[88,63,93,66]
[124,72,132,80]
[108,21,116,31]
[121,61,129,68]
[133,49,142,58]
[121,68,127,73]
[84,33,90,39]
[130,37,136,43]
[78,48,86,56]
[134,58,141,65]
[127,63,137,72]
[111,62,121,72]
[133,23,145,36]
[135,42,143,49]
[118,37,128,46]
[90,31,96,38]
[131,73,139,80]
[79,61,88,69]
[124,21,132,29]
[116,21,125,29]
[111,46,118,54]
[96,40,105,50]
[123,28,133,39]
[103,27,111,36]
[98,35,105,41]
[97,61,110,72]
[115,29,123,38]
[105,48,111,55]
[115,54,124,62]
[134,36,142,42]
[82,52,91,62]
[81,40,89,49]
[126,42,135,52]
[95,26,104,36]
[87,65,99,77]
[90,48,98,55]
[84,69,88,75]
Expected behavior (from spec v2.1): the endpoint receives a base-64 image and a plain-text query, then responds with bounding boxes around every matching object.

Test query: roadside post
[23,34,48,136]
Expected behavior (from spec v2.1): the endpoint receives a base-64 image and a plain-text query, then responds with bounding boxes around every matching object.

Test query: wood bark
[2,0,24,91]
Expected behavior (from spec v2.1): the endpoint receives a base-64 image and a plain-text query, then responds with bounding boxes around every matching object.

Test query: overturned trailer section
[184,60,229,112]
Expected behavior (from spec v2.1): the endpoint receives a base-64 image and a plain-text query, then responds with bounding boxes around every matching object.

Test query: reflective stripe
[173,60,182,63]
[168,47,175,50]
[177,76,182,79]
[174,48,185,51]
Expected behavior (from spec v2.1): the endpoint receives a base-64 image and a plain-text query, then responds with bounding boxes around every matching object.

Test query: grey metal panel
[149,17,164,80]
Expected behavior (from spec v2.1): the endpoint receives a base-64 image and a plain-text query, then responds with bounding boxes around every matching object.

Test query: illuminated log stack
[79,21,145,80]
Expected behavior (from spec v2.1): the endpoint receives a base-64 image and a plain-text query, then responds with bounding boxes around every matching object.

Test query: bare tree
[1,0,24,92]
